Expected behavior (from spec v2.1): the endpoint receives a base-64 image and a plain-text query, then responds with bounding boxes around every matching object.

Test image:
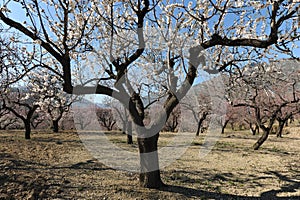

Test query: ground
[0,128,299,200]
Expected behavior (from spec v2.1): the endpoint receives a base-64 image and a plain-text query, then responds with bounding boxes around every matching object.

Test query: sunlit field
[0,128,299,199]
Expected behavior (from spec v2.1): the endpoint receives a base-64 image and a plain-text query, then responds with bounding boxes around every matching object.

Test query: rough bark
[137,133,164,188]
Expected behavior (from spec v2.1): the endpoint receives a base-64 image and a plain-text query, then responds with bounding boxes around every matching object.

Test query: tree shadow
[159,169,300,200]
[160,184,300,199]
[260,171,300,199]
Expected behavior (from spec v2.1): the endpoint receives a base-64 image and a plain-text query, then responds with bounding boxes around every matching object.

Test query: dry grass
[0,128,299,199]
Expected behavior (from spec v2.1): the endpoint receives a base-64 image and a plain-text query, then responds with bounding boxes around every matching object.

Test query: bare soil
[0,129,299,200]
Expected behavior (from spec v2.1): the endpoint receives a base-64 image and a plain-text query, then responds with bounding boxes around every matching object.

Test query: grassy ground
[0,128,299,199]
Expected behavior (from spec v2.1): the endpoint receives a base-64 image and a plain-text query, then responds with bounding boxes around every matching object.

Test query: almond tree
[1,0,299,188]
[1,87,39,139]
[28,70,75,132]
[228,60,300,150]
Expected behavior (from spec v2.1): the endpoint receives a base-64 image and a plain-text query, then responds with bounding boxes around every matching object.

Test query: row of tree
[0,0,299,188]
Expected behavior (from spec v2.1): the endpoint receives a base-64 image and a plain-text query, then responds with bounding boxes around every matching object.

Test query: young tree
[1,0,299,188]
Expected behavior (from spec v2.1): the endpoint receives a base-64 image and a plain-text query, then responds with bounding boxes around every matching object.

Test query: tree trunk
[253,128,270,150]
[276,120,285,138]
[250,123,259,135]
[195,121,201,136]
[221,119,229,134]
[24,121,31,139]
[52,120,59,133]
[137,133,164,188]
[127,121,133,144]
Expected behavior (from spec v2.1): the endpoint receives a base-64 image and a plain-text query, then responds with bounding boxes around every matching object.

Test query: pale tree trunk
[137,133,164,188]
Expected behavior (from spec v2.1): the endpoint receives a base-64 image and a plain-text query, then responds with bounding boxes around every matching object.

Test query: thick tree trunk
[253,128,270,150]
[127,121,133,144]
[137,133,164,188]
[52,120,59,133]
[24,121,31,139]
[276,121,285,138]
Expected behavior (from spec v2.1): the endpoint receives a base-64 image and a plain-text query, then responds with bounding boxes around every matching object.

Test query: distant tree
[96,108,116,131]
[112,101,133,144]
[228,60,300,150]
[162,105,181,132]
[1,87,39,139]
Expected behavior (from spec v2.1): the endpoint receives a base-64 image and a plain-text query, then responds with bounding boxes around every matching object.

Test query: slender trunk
[196,121,201,136]
[127,121,133,144]
[52,120,59,133]
[253,128,270,150]
[221,119,229,134]
[276,121,285,138]
[137,133,164,188]
[196,112,207,136]
[24,121,31,139]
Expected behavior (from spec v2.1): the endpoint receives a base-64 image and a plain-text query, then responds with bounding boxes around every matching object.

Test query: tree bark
[127,121,133,144]
[137,133,164,188]
[24,120,31,139]
[52,120,59,133]
[253,128,270,150]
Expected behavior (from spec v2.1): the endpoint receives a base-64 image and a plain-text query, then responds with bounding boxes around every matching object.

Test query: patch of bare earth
[0,129,299,199]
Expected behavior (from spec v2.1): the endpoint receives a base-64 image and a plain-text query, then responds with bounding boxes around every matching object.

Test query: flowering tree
[1,87,39,139]
[228,60,300,150]
[27,70,75,132]
[1,0,299,188]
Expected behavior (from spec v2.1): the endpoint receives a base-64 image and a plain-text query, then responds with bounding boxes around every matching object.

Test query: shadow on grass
[160,184,300,199]
[159,169,300,200]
